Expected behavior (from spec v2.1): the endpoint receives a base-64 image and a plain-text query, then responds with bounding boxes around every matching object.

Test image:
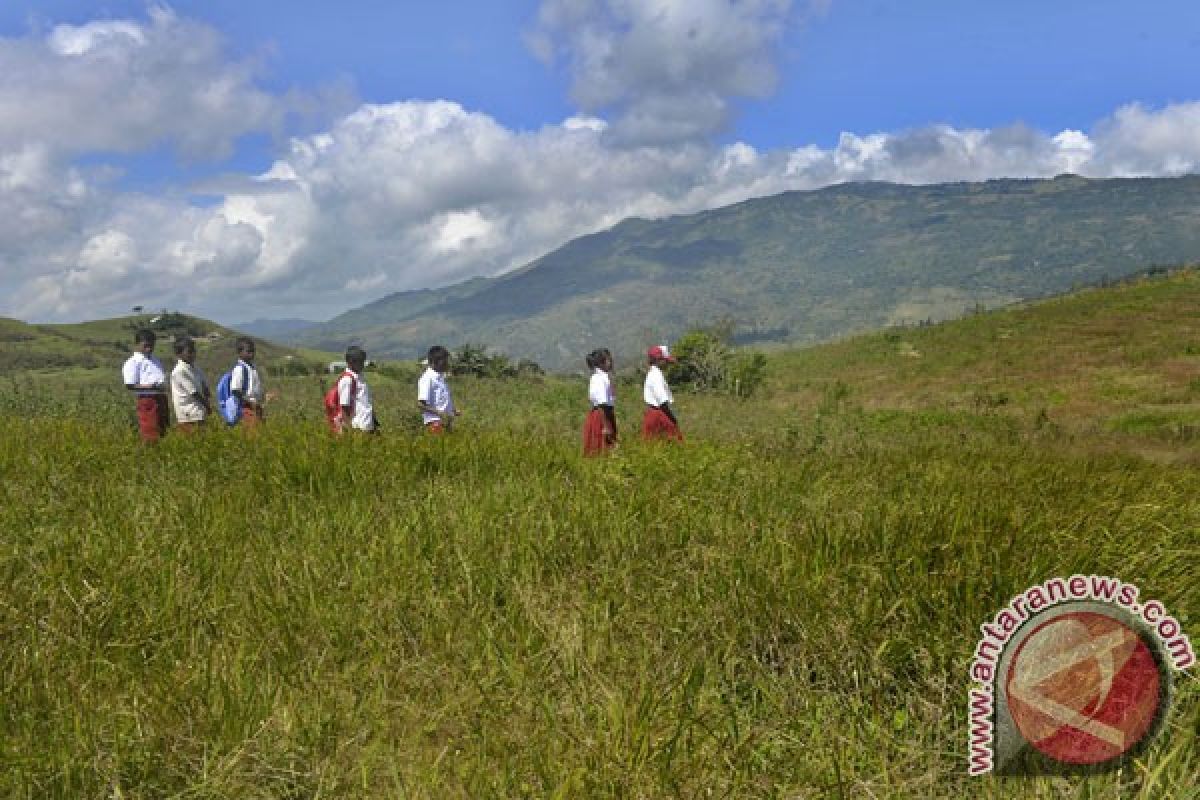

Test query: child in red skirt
[582,348,617,456]
[122,328,168,443]
[642,344,683,441]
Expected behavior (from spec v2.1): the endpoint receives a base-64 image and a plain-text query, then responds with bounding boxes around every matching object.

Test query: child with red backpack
[325,346,377,434]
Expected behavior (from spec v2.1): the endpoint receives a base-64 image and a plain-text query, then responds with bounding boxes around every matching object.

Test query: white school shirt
[417,367,454,425]
[643,365,674,407]
[122,351,166,396]
[337,369,375,431]
[229,359,264,405]
[588,369,614,407]
[171,360,209,423]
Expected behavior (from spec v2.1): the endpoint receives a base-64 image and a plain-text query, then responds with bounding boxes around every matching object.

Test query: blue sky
[775,2,1200,145]
[1,1,1198,322]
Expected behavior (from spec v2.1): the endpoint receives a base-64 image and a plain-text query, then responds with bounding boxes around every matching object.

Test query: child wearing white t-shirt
[170,336,210,432]
[642,344,683,441]
[582,348,617,455]
[122,328,168,442]
[417,345,459,433]
[229,337,266,427]
[336,345,378,434]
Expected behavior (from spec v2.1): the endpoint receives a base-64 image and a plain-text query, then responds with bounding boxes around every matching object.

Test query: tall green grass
[1,380,1196,797]
[6,273,1200,796]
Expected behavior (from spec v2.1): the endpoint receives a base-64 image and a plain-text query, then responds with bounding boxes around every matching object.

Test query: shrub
[727,351,768,399]
[451,342,541,379]
[267,359,317,377]
[667,323,767,398]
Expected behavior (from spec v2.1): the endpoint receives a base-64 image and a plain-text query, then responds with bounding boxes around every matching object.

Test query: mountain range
[282,174,1200,370]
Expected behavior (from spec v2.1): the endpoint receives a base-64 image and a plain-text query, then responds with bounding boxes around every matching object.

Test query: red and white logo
[967,576,1193,776]
[1005,611,1163,765]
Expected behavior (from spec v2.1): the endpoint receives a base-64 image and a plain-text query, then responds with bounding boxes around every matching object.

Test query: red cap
[647,345,676,362]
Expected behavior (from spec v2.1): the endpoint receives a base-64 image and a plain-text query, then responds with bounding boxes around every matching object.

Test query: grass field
[2,272,1198,798]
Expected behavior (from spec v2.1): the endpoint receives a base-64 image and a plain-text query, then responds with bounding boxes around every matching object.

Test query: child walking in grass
[230,337,266,427]
[417,345,459,433]
[122,328,168,443]
[170,336,210,433]
[642,344,683,442]
[334,345,378,434]
[583,348,617,456]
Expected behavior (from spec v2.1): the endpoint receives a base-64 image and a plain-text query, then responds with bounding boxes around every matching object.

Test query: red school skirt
[582,407,616,456]
[241,405,264,428]
[641,406,683,442]
[136,395,169,442]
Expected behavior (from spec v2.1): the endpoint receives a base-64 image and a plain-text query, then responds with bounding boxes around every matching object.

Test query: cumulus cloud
[0,7,288,160]
[0,7,324,317]
[529,0,796,143]
[9,98,1200,323]
[1089,102,1200,177]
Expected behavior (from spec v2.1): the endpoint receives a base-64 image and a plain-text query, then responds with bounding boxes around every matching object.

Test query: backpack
[216,363,250,426]
[324,370,357,432]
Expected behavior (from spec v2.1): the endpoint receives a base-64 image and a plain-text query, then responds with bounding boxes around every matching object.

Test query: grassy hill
[767,267,1200,454]
[1,273,1197,797]
[0,312,332,379]
[294,174,1200,370]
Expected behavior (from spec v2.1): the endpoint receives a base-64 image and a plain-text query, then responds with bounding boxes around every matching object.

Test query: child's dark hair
[173,336,195,356]
[134,328,156,346]
[235,336,255,353]
[586,348,611,370]
[345,345,367,365]
[427,345,449,362]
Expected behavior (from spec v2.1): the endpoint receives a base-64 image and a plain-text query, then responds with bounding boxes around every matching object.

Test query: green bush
[727,351,767,398]
[266,358,317,377]
[451,342,542,379]
[668,323,767,398]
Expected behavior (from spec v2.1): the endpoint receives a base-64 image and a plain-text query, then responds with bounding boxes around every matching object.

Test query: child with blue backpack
[217,337,265,427]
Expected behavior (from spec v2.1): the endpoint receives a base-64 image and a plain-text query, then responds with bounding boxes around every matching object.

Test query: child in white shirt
[583,348,617,455]
[336,346,378,434]
[642,344,683,441]
[229,337,266,427]
[170,336,210,432]
[417,345,460,433]
[122,328,168,442]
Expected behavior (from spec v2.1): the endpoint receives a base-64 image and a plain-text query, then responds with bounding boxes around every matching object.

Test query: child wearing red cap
[642,344,683,441]
[582,348,617,456]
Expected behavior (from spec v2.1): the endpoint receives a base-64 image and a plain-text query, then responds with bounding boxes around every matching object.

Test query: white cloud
[1052,130,1094,175]
[0,7,286,159]
[529,0,797,143]
[47,19,146,56]
[432,210,496,253]
[1089,102,1200,177]
[78,230,138,274]
[9,99,1200,323]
